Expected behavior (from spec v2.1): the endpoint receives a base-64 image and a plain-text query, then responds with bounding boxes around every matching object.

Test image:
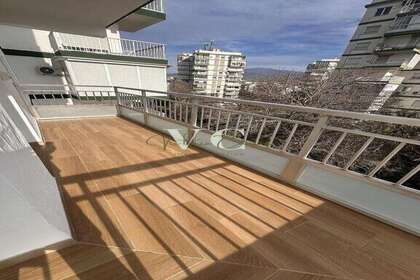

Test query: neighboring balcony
[53,33,166,61]
[387,9,420,34]
[118,0,166,32]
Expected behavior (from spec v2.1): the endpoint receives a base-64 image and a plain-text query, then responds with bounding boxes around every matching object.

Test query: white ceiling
[0,0,150,36]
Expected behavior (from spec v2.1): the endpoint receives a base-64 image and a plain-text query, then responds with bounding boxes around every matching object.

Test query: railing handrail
[19,84,420,192]
[106,36,167,46]
[22,84,420,127]
[20,84,115,89]
[142,0,164,12]
[115,86,420,127]
[114,86,420,193]
[52,33,166,59]
[55,33,165,47]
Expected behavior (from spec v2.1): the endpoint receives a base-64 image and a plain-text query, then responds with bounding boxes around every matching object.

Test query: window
[412,100,420,109]
[364,25,381,34]
[345,57,363,66]
[375,56,390,65]
[352,42,371,51]
[392,16,413,30]
[374,6,392,17]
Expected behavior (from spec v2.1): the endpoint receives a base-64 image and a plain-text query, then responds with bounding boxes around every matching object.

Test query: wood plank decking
[1,117,419,280]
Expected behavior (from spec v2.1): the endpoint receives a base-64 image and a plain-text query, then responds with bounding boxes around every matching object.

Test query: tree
[238,69,419,189]
[168,78,193,93]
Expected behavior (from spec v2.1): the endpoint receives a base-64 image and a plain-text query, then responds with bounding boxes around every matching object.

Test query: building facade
[305,58,340,82]
[339,0,420,115]
[177,49,246,98]
[0,0,168,93]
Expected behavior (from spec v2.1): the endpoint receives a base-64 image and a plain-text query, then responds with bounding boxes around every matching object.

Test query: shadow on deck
[1,117,419,280]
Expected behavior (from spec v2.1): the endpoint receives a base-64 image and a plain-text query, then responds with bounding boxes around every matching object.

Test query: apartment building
[177,48,246,98]
[339,0,420,115]
[305,58,340,82]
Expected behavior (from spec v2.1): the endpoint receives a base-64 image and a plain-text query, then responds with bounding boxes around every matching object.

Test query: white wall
[5,55,65,84]
[0,79,41,142]
[108,64,139,88]
[138,65,168,91]
[68,60,167,91]
[0,84,72,261]
[69,61,110,85]
[0,175,71,261]
[0,25,54,53]
[298,165,420,235]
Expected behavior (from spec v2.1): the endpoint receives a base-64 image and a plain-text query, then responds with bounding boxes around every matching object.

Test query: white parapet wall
[0,79,72,263]
[297,165,420,236]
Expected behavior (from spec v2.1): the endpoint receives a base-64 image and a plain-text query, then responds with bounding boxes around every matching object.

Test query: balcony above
[386,5,420,35]
[117,0,166,32]
[0,0,151,37]
[53,33,167,63]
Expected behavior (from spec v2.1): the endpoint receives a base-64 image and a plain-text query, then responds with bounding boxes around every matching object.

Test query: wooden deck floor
[2,117,420,280]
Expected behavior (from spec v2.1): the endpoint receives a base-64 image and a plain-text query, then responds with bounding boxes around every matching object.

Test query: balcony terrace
[1,85,420,279]
[118,0,166,32]
[53,33,166,61]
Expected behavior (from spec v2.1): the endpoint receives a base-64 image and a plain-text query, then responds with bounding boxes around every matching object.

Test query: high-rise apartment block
[339,0,420,114]
[305,58,340,82]
[177,48,246,98]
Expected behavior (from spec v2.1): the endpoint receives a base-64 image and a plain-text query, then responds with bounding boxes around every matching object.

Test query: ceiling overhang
[0,0,150,37]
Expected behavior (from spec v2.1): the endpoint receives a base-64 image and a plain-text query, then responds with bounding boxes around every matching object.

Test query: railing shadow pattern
[2,117,419,279]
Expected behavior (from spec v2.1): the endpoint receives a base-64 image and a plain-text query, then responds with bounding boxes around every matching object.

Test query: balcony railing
[53,33,166,59]
[114,87,420,194]
[142,0,164,13]
[19,84,420,195]
[21,85,117,106]
[400,0,420,14]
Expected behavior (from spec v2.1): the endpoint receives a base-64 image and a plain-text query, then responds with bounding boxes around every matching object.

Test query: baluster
[323,132,347,164]
[255,118,266,145]
[200,107,205,128]
[185,104,189,123]
[215,111,222,132]
[397,164,420,186]
[243,116,254,142]
[207,109,213,130]
[283,123,298,152]
[268,121,281,148]
[344,137,375,170]
[224,112,231,135]
[233,114,242,138]
[369,142,406,177]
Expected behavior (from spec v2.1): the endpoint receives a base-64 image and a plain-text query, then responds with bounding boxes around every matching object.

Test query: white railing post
[280,115,328,184]
[141,90,149,125]
[299,115,328,158]
[114,87,122,116]
[53,32,64,50]
[189,97,199,127]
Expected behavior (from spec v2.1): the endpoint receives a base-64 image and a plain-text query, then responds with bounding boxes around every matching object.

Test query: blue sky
[123,0,370,71]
